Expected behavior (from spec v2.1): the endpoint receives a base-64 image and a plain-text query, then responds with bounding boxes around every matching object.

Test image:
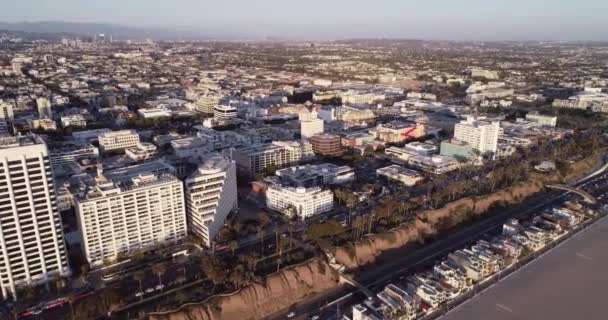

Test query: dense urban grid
[0,31,608,320]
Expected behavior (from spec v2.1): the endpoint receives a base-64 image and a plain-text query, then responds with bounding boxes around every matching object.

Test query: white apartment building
[60,114,87,128]
[231,141,304,177]
[36,98,52,118]
[0,99,15,120]
[213,105,238,124]
[525,113,557,127]
[453,117,500,155]
[266,185,333,220]
[0,135,70,299]
[185,156,237,247]
[300,110,324,140]
[75,173,186,267]
[98,130,140,153]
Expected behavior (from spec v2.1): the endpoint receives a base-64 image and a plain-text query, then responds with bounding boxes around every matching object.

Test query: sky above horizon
[2,0,608,40]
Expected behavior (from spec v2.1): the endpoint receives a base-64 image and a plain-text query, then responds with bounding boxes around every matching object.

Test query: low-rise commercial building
[408,155,460,175]
[98,130,140,153]
[275,163,354,187]
[266,185,333,220]
[376,165,424,186]
[125,142,158,161]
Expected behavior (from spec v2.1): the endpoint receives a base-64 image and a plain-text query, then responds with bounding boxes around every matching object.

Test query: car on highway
[135,291,144,298]
[310,315,320,320]
[286,311,296,318]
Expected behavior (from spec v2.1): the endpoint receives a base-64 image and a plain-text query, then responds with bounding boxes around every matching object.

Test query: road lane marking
[576,252,593,261]
[496,303,513,313]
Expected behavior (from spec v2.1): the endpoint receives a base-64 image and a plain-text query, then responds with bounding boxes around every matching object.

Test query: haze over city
[1,2,608,320]
[2,0,608,40]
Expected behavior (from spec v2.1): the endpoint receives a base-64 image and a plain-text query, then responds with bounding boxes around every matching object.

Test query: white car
[310,315,320,320]
[145,288,155,294]
[135,291,144,297]
[155,284,165,291]
[287,312,296,318]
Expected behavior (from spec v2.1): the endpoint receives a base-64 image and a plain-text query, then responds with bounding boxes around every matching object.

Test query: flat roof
[442,215,608,320]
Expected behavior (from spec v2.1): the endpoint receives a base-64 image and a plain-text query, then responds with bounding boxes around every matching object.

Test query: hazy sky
[2,0,608,40]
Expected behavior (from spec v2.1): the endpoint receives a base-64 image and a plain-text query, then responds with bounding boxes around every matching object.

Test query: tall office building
[453,117,500,155]
[0,135,70,299]
[36,98,52,118]
[213,105,238,124]
[300,110,324,140]
[0,99,14,120]
[185,156,237,247]
[75,172,186,267]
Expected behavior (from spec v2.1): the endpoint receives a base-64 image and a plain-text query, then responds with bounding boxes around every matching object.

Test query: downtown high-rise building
[0,135,70,299]
[453,117,500,155]
[75,172,186,268]
[185,156,237,247]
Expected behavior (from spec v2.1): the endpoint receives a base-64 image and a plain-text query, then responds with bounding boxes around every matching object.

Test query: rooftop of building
[170,136,208,149]
[310,133,341,141]
[377,164,422,176]
[103,160,175,182]
[98,129,137,138]
[275,163,352,183]
[195,155,234,176]
[0,134,44,149]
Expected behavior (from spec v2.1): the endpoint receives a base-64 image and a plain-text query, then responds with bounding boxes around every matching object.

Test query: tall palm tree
[256,226,265,255]
[133,271,146,300]
[151,263,167,288]
[66,294,76,319]
[229,240,239,256]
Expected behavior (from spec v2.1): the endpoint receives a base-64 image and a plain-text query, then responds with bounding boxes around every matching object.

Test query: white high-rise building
[213,105,237,124]
[36,98,52,118]
[0,99,14,120]
[185,156,237,247]
[231,141,305,177]
[300,110,324,140]
[266,185,333,220]
[75,173,186,267]
[453,117,500,155]
[0,135,70,299]
[98,130,140,153]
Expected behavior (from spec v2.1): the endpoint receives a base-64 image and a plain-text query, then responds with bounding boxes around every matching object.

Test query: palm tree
[256,226,266,255]
[99,289,121,317]
[55,276,66,295]
[151,263,167,288]
[229,240,239,256]
[133,271,146,300]
[66,294,76,320]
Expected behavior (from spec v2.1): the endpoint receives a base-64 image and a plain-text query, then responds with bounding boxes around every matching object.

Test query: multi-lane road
[267,162,608,320]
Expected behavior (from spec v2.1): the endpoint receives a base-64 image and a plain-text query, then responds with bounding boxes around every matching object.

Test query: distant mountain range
[0,21,207,40]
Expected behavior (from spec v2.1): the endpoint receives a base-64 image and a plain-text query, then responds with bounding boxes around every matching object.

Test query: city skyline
[2,0,608,41]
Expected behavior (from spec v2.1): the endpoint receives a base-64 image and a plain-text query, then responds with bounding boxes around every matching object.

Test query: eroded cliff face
[148,259,339,320]
[334,219,434,270]
[335,180,545,270]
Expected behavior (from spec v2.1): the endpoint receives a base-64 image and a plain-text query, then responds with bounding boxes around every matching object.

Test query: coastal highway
[267,168,608,320]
